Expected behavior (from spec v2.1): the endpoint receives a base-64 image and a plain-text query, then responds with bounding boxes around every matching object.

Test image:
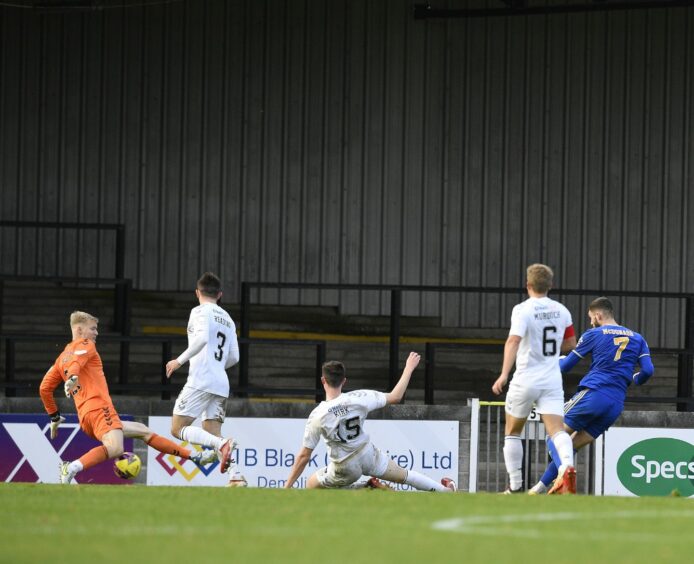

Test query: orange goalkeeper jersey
[40,338,114,416]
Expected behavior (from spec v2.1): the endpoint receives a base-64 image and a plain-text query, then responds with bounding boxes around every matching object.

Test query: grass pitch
[2,484,692,563]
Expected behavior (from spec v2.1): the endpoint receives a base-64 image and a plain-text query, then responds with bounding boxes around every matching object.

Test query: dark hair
[197,272,222,298]
[322,361,346,387]
[589,297,614,316]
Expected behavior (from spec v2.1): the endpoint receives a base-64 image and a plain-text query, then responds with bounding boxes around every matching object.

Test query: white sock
[503,435,524,490]
[179,426,224,450]
[67,460,83,474]
[404,470,447,492]
[551,431,574,470]
[530,481,548,494]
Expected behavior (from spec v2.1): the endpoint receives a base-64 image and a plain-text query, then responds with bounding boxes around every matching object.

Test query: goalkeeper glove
[64,375,79,398]
[49,413,66,440]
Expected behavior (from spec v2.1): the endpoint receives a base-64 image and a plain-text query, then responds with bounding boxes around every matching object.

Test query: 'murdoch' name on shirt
[533,311,561,321]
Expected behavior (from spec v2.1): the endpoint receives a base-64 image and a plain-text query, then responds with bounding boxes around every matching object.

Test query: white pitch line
[432,510,694,542]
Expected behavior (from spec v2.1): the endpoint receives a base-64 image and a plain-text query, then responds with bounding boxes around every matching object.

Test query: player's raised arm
[492,335,522,395]
[284,446,314,489]
[385,352,420,405]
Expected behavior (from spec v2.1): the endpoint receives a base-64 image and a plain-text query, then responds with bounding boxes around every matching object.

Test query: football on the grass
[114,452,141,479]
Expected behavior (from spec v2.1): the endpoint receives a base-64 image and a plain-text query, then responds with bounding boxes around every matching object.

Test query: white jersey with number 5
[302,390,387,463]
[509,296,573,388]
[176,302,240,397]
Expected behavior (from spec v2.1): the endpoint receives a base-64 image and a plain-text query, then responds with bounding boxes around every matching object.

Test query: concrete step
[3,281,505,338]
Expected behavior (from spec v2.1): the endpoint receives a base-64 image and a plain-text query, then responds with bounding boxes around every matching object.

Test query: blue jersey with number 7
[561,325,651,402]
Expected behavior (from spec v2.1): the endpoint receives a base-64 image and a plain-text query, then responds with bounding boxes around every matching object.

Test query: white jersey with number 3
[302,390,387,463]
[509,296,573,389]
[176,303,239,397]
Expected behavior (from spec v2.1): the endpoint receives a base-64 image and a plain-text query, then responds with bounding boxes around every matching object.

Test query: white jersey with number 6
[509,296,573,389]
[176,302,239,397]
[302,390,387,463]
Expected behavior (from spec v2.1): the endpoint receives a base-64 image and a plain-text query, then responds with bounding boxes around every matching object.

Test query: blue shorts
[563,387,623,439]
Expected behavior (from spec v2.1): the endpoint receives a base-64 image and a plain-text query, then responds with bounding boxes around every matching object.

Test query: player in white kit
[165,272,246,486]
[284,352,456,492]
[492,264,578,494]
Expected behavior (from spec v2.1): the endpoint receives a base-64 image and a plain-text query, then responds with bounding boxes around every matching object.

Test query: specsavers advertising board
[597,427,694,497]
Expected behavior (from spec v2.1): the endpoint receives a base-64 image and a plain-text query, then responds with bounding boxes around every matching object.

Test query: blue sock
[540,460,559,487]
[542,436,576,487]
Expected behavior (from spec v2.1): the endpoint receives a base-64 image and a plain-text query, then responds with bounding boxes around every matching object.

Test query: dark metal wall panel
[1,0,693,347]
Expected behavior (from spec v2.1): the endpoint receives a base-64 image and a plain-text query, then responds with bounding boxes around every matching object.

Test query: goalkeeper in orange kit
[40,311,215,483]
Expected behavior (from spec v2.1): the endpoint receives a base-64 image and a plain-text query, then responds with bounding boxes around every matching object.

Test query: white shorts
[505,381,564,419]
[173,385,227,422]
[316,443,389,488]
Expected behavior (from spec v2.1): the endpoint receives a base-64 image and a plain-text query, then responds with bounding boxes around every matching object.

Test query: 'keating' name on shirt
[214,315,232,328]
[533,311,561,321]
[328,404,350,417]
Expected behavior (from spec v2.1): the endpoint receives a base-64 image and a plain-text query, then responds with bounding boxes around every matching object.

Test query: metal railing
[240,281,694,410]
[469,400,595,494]
[1,334,326,401]
[413,0,694,20]
[0,221,131,334]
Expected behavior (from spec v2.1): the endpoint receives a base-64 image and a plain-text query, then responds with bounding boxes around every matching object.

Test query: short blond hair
[526,264,554,294]
[70,311,99,327]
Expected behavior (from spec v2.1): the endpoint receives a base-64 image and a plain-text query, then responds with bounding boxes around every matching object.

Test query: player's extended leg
[123,420,197,460]
[306,458,371,490]
[530,422,575,494]
[303,466,398,490]
[377,460,455,492]
[532,388,583,494]
[59,407,125,483]
[171,390,236,473]
[170,387,226,451]
[171,414,226,451]
[532,459,559,494]
[531,429,594,494]
[502,414,528,493]
[201,419,247,486]
[542,414,576,494]
[306,470,325,489]
[59,428,124,484]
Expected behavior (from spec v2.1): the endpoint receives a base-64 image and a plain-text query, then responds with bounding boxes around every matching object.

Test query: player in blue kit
[529,297,655,494]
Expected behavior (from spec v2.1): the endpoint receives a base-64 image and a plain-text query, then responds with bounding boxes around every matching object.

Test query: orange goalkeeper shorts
[80,405,123,441]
